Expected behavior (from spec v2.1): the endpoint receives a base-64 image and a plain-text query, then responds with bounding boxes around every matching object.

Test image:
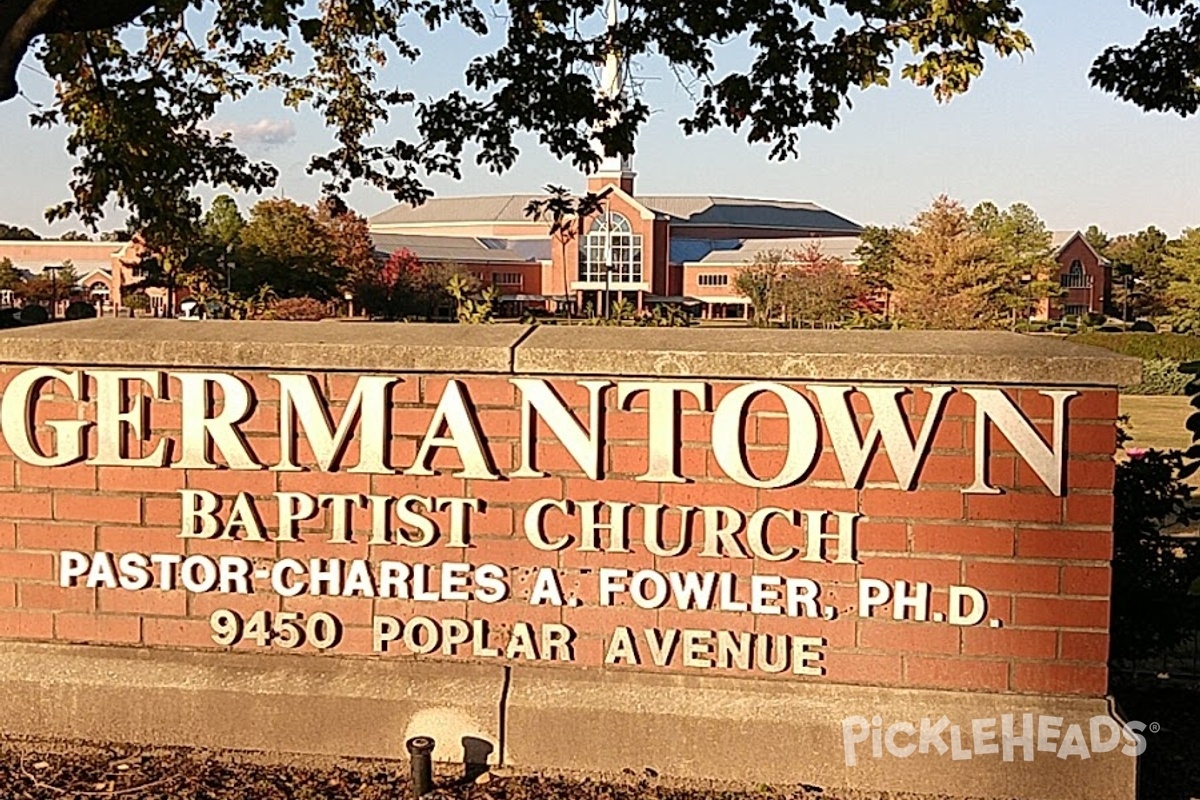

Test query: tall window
[579,212,643,283]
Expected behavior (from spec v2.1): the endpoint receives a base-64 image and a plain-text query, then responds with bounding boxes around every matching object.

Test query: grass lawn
[1119,395,1193,453]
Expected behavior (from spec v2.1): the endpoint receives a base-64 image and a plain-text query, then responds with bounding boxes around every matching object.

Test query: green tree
[59,230,91,241]
[0,223,39,240]
[1084,225,1111,255]
[1,2,1033,237]
[237,199,344,301]
[970,201,1060,323]
[1162,228,1200,333]
[1109,226,1171,319]
[734,250,787,327]
[0,258,22,291]
[202,194,246,249]
[524,186,605,317]
[1090,1,1200,117]
[854,225,899,295]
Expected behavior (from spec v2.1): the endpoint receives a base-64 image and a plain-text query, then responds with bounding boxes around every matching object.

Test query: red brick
[0,521,14,548]
[22,581,95,611]
[98,466,185,493]
[1012,662,1107,695]
[861,489,964,520]
[18,464,96,490]
[1056,459,1116,490]
[98,526,185,554]
[662,481,755,510]
[17,522,94,551]
[768,485,859,512]
[1070,424,1117,455]
[0,492,53,520]
[186,468,277,497]
[857,521,907,552]
[0,551,54,580]
[142,617,220,649]
[0,580,14,607]
[0,459,13,488]
[99,589,188,616]
[931,419,965,450]
[824,652,904,685]
[1017,529,1112,560]
[859,556,962,587]
[907,656,1008,691]
[1065,494,1114,526]
[54,493,140,524]
[964,561,1059,594]
[55,612,141,644]
[277,469,371,496]
[566,478,661,505]
[281,593,374,627]
[1071,390,1118,421]
[967,492,1061,523]
[1060,631,1109,662]
[915,455,977,487]
[912,524,1013,556]
[1013,596,1109,629]
[858,620,959,654]
[963,627,1057,658]
[0,610,54,639]
[1061,565,1110,596]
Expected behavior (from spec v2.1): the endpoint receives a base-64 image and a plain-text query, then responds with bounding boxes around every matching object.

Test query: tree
[1,2,1034,238]
[1084,225,1111,255]
[890,197,1002,330]
[1162,228,1200,333]
[1109,226,1171,319]
[316,198,377,300]
[236,199,344,301]
[855,226,899,295]
[970,201,1060,323]
[1090,1,1200,117]
[0,258,22,291]
[775,244,865,328]
[734,250,787,327]
[202,195,246,250]
[524,186,605,317]
[0,223,39,240]
[59,230,91,240]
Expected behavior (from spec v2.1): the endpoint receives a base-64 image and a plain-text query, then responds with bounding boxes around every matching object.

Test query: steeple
[589,0,635,195]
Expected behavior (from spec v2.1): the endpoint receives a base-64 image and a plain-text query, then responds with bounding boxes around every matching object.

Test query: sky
[0,1,1197,238]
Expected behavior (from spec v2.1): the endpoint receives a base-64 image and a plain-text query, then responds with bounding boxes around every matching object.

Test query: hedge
[1069,332,1200,362]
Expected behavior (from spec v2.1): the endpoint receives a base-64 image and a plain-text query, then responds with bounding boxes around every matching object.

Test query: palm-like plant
[524,184,609,319]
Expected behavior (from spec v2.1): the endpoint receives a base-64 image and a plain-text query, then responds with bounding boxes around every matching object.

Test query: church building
[366,0,862,319]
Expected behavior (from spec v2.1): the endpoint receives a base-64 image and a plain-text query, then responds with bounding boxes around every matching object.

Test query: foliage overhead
[1090,0,1200,116]
[1,0,1038,238]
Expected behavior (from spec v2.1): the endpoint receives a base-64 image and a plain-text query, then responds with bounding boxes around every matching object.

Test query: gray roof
[371,193,860,234]
[679,236,864,266]
[370,233,549,263]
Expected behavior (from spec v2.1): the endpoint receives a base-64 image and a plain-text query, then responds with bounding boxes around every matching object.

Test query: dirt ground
[2,682,1197,800]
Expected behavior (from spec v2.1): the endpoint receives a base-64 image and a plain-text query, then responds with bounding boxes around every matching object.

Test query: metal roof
[370,233,548,263]
[370,193,860,233]
[678,236,864,266]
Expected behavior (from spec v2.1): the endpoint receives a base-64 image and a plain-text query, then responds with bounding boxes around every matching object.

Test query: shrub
[123,293,151,312]
[18,305,48,324]
[1070,331,1200,362]
[65,301,97,320]
[1123,359,1191,395]
[1131,319,1157,332]
[261,297,329,321]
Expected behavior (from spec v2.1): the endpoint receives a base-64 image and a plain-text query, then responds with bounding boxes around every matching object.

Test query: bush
[65,301,97,320]
[260,297,329,321]
[123,293,151,312]
[18,305,48,324]
[1111,450,1200,662]
[1071,331,1200,362]
[1123,359,1191,395]
[1131,319,1157,332]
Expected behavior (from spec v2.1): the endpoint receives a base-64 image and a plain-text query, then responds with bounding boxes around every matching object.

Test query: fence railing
[1060,273,1094,289]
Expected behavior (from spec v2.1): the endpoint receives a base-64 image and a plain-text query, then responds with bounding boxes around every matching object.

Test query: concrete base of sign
[0,642,505,766]
[0,642,1137,800]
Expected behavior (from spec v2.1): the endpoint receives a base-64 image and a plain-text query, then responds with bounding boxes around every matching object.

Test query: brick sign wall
[0,359,1119,697]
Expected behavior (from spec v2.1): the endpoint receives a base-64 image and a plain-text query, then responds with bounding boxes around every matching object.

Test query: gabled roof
[1051,230,1111,266]
[676,236,864,266]
[370,233,549,263]
[370,193,860,234]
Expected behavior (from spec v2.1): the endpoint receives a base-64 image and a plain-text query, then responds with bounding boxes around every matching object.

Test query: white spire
[595,0,634,179]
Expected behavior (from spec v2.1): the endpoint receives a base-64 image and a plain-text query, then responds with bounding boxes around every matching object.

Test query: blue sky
[0,1,1196,237]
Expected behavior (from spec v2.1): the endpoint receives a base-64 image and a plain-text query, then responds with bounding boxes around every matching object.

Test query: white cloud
[212,118,297,146]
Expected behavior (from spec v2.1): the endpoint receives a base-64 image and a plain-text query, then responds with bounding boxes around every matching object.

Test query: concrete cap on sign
[515,327,1143,386]
[0,318,525,373]
[0,319,1143,386]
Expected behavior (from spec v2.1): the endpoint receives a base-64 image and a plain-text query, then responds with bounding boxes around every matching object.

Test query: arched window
[579,212,643,283]
[89,281,110,297]
[1070,260,1084,276]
